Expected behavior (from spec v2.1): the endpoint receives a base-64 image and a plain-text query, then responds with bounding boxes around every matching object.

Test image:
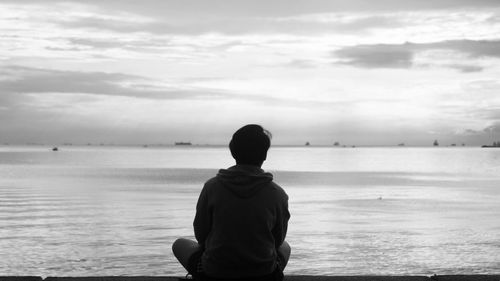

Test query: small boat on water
[52,147,59,151]
[482,141,500,148]
[175,142,192,146]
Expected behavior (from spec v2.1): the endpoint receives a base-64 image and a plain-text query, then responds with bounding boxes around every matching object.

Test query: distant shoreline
[0,143,497,148]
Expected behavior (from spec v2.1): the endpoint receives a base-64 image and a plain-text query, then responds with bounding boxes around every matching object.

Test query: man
[173,124,291,281]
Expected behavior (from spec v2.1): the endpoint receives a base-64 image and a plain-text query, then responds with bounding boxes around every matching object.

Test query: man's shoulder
[268,181,288,200]
[203,176,221,188]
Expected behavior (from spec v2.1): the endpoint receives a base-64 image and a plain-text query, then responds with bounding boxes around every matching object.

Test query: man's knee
[172,238,201,260]
[172,238,184,256]
[277,241,291,267]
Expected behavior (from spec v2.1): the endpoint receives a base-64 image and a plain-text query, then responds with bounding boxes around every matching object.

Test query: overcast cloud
[334,40,500,70]
[1,0,500,145]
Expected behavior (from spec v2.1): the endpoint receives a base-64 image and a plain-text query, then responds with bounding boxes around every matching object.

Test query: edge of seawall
[1,275,500,281]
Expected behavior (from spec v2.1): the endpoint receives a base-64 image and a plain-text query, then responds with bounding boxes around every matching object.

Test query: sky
[1,0,500,146]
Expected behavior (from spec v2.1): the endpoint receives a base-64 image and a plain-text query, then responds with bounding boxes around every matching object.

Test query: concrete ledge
[44,278,178,281]
[429,276,500,281]
[2,276,499,281]
[286,277,430,281]
[45,278,178,281]
[0,277,43,281]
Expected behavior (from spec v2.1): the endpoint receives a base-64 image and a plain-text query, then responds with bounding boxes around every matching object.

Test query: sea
[0,145,499,276]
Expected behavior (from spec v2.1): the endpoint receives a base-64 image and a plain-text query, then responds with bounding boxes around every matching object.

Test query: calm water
[0,146,499,276]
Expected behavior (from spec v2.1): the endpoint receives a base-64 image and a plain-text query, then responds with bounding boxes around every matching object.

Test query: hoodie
[193,165,290,278]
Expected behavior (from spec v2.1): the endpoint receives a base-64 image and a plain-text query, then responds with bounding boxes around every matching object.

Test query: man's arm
[272,194,290,248]
[193,184,211,248]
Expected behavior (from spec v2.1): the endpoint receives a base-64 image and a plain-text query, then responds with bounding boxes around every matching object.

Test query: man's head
[229,124,272,167]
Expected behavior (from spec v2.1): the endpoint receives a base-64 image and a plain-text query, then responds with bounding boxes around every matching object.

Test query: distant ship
[52,147,59,151]
[482,141,500,148]
[175,142,192,146]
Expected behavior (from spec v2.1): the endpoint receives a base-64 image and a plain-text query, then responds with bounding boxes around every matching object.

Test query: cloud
[0,65,353,111]
[457,122,500,142]
[4,0,500,18]
[0,65,230,100]
[0,1,414,37]
[483,123,500,134]
[447,64,484,73]
[334,39,500,69]
[335,43,414,68]
[283,59,318,68]
[56,13,404,36]
[69,38,133,49]
[439,40,500,58]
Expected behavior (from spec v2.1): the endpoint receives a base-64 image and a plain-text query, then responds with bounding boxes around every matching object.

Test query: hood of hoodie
[216,165,273,198]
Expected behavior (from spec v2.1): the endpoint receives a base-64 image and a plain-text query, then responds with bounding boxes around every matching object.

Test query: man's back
[194,165,289,278]
[172,124,290,281]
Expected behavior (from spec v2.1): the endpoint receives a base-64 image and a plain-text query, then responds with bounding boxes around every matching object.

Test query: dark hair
[229,124,272,166]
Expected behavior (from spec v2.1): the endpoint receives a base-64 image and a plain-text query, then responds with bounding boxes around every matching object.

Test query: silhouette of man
[173,124,291,281]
